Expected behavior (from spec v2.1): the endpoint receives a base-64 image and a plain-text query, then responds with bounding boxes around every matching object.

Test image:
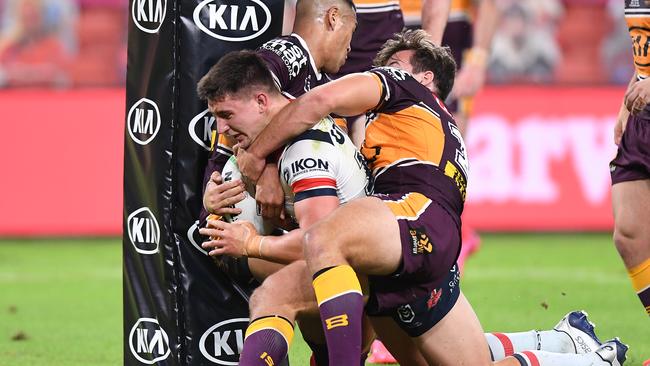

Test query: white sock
[511,350,610,366]
[486,330,573,360]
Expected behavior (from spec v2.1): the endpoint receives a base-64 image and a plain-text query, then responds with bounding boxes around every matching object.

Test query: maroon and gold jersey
[257,33,331,99]
[626,0,650,78]
[362,67,469,220]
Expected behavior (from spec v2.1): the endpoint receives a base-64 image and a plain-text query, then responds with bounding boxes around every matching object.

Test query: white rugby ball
[221,156,275,235]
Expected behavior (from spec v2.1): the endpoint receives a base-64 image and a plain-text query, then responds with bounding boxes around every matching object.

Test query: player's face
[325,10,356,73]
[385,50,434,90]
[385,50,416,74]
[208,94,266,149]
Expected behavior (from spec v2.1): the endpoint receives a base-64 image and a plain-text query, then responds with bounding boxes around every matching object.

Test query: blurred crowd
[0,0,633,88]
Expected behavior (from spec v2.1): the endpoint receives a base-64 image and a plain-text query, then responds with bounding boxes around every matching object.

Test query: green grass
[0,234,648,365]
[0,239,122,366]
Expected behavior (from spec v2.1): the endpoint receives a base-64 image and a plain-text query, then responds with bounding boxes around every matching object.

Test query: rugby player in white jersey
[195,45,615,366]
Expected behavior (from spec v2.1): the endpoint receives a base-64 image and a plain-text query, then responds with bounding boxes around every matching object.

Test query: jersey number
[448,122,469,177]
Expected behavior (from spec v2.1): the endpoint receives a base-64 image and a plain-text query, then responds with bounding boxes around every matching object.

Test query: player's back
[279,117,372,219]
[362,67,468,222]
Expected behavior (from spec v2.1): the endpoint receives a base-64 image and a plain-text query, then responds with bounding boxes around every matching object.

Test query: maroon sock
[239,316,293,366]
[312,265,364,366]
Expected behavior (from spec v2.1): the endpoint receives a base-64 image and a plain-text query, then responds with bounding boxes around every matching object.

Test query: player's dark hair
[197,50,279,102]
[373,29,457,100]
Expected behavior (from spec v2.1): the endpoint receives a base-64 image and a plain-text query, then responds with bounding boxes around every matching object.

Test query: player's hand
[614,103,630,146]
[199,220,263,258]
[203,171,246,215]
[625,78,650,115]
[452,64,487,99]
[452,48,488,99]
[256,164,286,220]
[235,146,266,184]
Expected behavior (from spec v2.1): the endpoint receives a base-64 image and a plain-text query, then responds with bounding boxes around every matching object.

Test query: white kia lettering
[193,0,271,42]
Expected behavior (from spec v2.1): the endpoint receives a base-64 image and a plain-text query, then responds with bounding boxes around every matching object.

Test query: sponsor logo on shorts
[397,304,415,324]
[426,288,442,309]
[132,0,167,34]
[189,109,215,151]
[127,207,160,255]
[409,228,433,255]
[127,98,161,145]
[199,318,249,365]
[261,38,308,79]
[128,318,170,364]
[448,265,460,292]
[193,0,271,42]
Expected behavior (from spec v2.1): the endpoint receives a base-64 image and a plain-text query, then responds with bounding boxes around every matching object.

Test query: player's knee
[613,225,639,266]
[303,225,334,257]
[248,287,266,314]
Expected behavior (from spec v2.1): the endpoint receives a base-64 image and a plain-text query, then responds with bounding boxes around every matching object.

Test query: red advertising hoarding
[0,86,625,235]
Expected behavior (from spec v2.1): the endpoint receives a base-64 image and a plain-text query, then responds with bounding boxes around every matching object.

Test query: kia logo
[128,318,171,364]
[131,0,167,34]
[127,207,161,255]
[199,318,249,365]
[193,0,271,42]
[127,98,161,145]
[189,109,215,151]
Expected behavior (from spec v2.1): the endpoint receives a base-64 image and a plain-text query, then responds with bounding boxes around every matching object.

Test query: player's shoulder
[258,35,309,64]
[284,117,341,152]
[368,66,416,83]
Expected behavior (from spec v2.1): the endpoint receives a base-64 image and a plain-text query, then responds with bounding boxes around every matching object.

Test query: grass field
[0,234,648,365]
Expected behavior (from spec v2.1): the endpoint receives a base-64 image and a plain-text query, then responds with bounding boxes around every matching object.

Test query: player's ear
[420,70,435,92]
[255,92,269,113]
[325,6,340,30]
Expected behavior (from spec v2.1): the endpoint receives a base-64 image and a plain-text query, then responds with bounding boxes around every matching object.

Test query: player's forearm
[622,72,638,111]
[472,0,500,52]
[252,229,305,265]
[248,92,330,160]
[421,0,451,45]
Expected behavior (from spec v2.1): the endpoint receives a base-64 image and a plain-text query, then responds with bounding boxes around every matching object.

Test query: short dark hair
[197,50,278,102]
[373,29,457,100]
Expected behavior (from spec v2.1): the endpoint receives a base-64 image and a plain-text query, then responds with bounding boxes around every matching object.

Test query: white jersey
[279,117,372,219]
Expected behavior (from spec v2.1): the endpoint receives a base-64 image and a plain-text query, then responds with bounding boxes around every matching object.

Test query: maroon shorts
[366,192,461,316]
[335,10,405,76]
[610,113,650,184]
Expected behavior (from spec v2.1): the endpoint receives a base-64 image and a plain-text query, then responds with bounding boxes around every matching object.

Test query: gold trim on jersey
[362,104,445,173]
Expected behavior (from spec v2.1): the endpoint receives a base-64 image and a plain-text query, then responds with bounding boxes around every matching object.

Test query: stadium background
[0,0,648,365]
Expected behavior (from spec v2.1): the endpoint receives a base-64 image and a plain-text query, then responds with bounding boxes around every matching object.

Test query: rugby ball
[220,156,275,235]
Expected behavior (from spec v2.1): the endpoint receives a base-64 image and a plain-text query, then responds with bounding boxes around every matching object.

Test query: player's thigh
[412,292,491,366]
[612,179,650,267]
[305,196,403,276]
[369,316,427,366]
[249,260,317,319]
